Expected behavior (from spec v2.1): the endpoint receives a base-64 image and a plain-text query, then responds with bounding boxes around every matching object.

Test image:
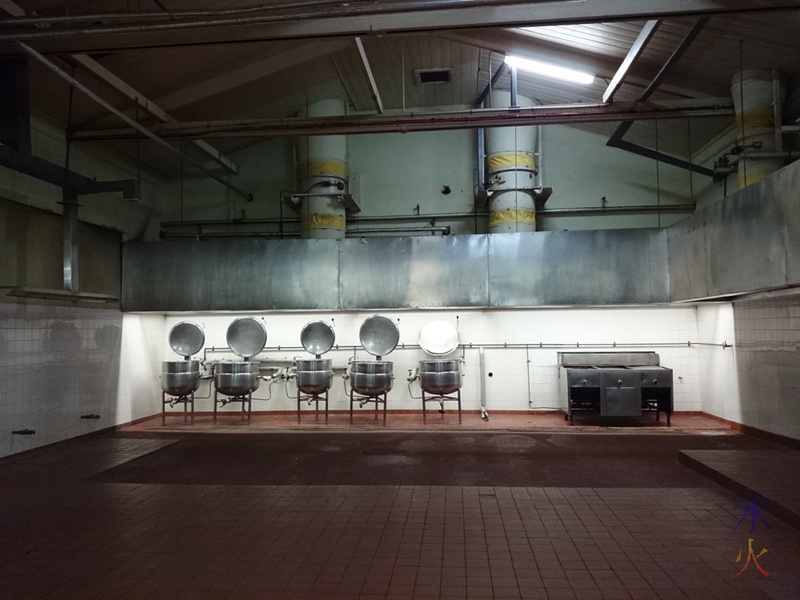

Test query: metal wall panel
[705,180,787,296]
[489,229,669,306]
[339,235,489,308]
[775,163,800,285]
[667,159,800,301]
[122,239,340,311]
[667,215,709,301]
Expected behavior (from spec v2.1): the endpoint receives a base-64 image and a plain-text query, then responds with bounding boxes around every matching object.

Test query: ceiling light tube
[504,55,595,85]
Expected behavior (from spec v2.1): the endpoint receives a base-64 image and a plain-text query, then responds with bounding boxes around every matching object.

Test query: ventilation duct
[485,90,538,233]
[296,98,348,239]
[731,69,786,189]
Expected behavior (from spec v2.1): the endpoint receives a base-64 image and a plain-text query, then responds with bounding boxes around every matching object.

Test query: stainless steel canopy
[300,320,335,357]
[168,321,205,358]
[226,317,267,358]
[359,315,399,357]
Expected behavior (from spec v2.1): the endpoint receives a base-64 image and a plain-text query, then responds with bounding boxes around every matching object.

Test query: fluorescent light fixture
[504,55,595,85]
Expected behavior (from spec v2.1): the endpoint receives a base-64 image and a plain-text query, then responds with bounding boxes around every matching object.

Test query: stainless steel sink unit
[347,315,399,425]
[213,317,267,424]
[416,321,463,424]
[295,321,335,424]
[161,321,205,425]
[559,352,673,425]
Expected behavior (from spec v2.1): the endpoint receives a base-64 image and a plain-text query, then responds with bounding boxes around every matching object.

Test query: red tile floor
[1,416,799,600]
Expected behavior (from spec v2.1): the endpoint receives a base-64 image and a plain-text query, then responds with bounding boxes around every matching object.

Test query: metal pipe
[160,204,695,235]
[476,61,510,107]
[162,231,300,239]
[479,347,488,421]
[509,65,518,107]
[538,203,694,217]
[526,345,532,409]
[477,127,485,193]
[346,226,450,235]
[161,217,299,226]
[16,42,254,202]
[72,98,734,140]
[61,194,79,292]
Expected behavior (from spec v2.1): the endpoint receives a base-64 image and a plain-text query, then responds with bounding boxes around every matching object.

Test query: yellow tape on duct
[738,168,775,188]
[309,214,346,230]
[489,209,536,228]
[300,159,346,178]
[488,153,535,170]
[736,107,775,132]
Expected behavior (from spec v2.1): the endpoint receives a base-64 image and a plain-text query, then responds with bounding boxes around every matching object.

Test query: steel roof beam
[0,0,798,53]
[70,98,734,140]
[1,0,239,175]
[603,20,661,104]
[68,53,239,174]
[354,37,384,114]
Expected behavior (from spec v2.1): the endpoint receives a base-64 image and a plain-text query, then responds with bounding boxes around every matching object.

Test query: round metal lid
[359,315,400,357]
[168,321,205,357]
[300,320,335,356]
[419,320,459,356]
[226,317,267,358]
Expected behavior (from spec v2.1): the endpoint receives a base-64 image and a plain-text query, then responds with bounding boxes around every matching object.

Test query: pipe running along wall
[486,90,538,233]
[731,69,786,189]
[296,98,348,239]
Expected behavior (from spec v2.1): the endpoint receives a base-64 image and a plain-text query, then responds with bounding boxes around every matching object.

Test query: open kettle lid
[168,321,205,357]
[226,317,267,358]
[359,315,399,357]
[300,321,335,356]
[419,320,459,356]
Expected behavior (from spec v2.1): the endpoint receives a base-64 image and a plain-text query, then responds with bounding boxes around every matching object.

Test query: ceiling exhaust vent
[415,68,452,84]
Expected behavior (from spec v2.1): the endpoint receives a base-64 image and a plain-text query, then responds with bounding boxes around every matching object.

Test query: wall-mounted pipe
[161,225,450,240]
[160,202,694,233]
[16,41,254,203]
[346,226,450,236]
[478,347,487,421]
[161,231,301,240]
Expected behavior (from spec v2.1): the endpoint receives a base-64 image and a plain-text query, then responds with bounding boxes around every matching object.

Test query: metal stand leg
[247,392,252,424]
[213,390,218,424]
[297,388,302,423]
[375,395,379,421]
[383,393,387,426]
[457,389,462,425]
[422,390,427,424]
[162,391,166,426]
[190,392,195,425]
[183,396,188,423]
[350,389,354,424]
[315,397,320,422]
[325,390,329,424]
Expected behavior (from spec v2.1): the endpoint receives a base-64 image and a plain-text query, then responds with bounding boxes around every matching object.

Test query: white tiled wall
[165,306,701,416]
[0,303,164,458]
[731,296,800,440]
[5,297,795,457]
[697,296,800,441]
[697,303,741,422]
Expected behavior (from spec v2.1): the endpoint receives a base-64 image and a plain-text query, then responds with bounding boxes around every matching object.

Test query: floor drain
[699,430,728,436]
